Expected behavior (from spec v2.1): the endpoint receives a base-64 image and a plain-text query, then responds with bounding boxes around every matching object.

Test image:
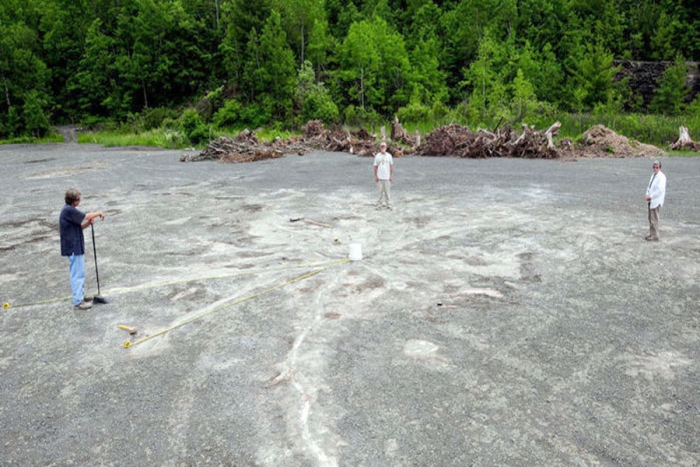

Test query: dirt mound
[578,125,664,158]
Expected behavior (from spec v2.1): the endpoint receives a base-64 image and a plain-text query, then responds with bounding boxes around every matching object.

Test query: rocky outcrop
[615,61,700,109]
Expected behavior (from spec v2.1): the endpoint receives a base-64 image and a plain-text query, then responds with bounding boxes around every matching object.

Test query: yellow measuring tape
[3,258,347,310]
[124,258,349,349]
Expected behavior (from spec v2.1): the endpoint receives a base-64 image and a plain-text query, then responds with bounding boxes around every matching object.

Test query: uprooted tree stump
[391,116,415,147]
[670,126,700,151]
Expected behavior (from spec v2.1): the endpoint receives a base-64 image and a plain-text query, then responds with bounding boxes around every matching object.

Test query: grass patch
[77,128,188,149]
[0,132,64,145]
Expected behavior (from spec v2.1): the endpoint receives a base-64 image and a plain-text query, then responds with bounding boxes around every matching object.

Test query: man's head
[65,189,81,206]
[652,161,661,171]
[380,142,387,151]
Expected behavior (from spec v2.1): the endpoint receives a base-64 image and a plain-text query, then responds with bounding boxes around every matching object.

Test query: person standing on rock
[374,142,394,210]
[645,160,666,241]
[59,189,105,309]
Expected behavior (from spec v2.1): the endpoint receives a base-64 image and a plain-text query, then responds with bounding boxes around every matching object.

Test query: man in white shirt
[373,142,394,209]
[645,160,666,241]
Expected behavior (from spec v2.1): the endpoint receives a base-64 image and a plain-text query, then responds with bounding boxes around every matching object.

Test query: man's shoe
[645,236,659,241]
[74,300,93,310]
[83,295,94,302]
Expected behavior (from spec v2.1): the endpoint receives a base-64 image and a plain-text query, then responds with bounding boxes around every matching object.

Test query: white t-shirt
[374,151,393,180]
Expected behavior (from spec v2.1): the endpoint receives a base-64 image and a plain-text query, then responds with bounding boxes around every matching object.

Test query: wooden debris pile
[182,120,384,163]
[414,122,566,159]
[670,126,700,151]
[180,129,284,163]
[180,118,666,163]
[302,120,376,156]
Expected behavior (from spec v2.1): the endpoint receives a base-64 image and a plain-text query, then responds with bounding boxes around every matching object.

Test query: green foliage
[213,99,243,128]
[69,18,116,118]
[22,90,51,137]
[650,56,690,115]
[239,103,271,128]
[461,31,511,121]
[1,0,700,140]
[343,104,381,127]
[335,15,412,116]
[77,128,186,148]
[179,108,209,145]
[0,107,21,139]
[306,18,334,72]
[197,86,226,122]
[271,0,325,65]
[569,43,622,110]
[242,10,297,121]
[141,107,180,131]
[511,69,537,122]
[395,100,430,125]
[296,61,339,124]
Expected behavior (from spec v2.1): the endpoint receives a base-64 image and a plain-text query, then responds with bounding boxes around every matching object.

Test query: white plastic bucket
[348,243,362,261]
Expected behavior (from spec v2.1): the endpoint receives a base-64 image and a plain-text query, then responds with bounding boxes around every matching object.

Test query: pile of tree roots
[413,122,566,159]
[181,119,667,163]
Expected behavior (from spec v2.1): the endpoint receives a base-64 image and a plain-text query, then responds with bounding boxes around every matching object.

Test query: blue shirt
[59,204,86,256]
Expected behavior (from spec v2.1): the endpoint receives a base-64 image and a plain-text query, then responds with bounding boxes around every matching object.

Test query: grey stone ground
[0,143,698,466]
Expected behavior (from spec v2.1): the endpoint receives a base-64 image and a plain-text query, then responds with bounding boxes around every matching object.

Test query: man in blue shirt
[59,189,105,309]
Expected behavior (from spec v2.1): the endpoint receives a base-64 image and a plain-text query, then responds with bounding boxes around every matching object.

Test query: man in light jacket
[645,160,666,241]
[373,142,394,210]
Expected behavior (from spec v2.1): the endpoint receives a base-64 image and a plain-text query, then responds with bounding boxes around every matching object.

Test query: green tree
[69,18,119,118]
[462,31,510,120]
[296,61,339,123]
[409,36,448,106]
[242,10,298,122]
[571,0,626,55]
[335,15,412,115]
[569,42,621,110]
[511,69,537,122]
[38,0,94,120]
[272,0,325,66]
[306,18,335,75]
[0,2,51,136]
[116,0,210,110]
[403,2,448,107]
[650,56,690,115]
[440,0,519,104]
[22,89,51,137]
[220,0,272,82]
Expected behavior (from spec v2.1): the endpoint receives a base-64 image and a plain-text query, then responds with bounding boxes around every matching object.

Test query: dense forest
[1,0,698,141]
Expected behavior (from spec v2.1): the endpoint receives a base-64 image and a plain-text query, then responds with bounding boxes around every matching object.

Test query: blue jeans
[69,254,86,306]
